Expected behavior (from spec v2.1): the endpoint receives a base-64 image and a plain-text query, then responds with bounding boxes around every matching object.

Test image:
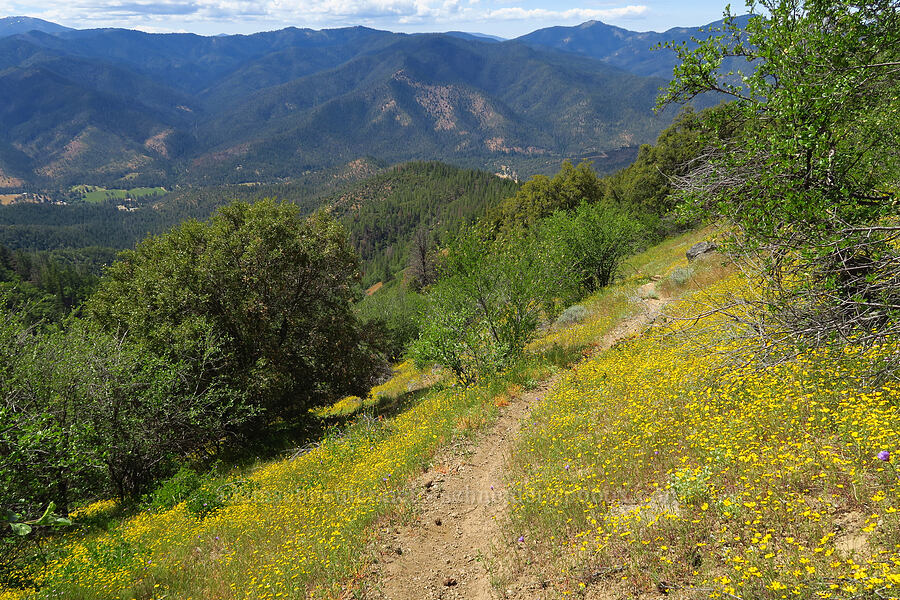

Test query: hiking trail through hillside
[363,296,668,600]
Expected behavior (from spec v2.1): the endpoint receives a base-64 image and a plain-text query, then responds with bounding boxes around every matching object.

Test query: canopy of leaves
[88,200,381,424]
[484,160,605,231]
[484,109,715,238]
[409,226,562,384]
[540,201,640,296]
[410,198,638,384]
[659,0,900,345]
[1,311,245,505]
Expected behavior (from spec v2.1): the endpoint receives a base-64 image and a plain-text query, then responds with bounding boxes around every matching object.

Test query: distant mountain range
[0,16,735,189]
[516,17,751,78]
[0,16,73,37]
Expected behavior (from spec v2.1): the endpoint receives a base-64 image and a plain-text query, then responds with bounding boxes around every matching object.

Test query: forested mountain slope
[327,161,519,283]
[516,15,752,77]
[0,160,520,284]
[0,21,693,188]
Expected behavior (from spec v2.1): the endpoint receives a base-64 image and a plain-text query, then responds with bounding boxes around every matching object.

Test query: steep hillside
[327,161,519,283]
[193,35,669,183]
[12,228,897,600]
[0,36,196,186]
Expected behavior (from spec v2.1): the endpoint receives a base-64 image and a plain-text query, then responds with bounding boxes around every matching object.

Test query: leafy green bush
[88,200,380,426]
[540,201,640,298]
[670,466,712,505]
[143,467,260,518]
[1,306,248,508]
[184,486,226,519]
[355,282,426,361]
[410,226,561,384]
[143,467,203,512]
[410,196,639,384]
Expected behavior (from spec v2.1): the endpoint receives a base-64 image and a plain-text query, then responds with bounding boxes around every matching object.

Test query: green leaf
[27,502,56,526]
[9,522,32,536]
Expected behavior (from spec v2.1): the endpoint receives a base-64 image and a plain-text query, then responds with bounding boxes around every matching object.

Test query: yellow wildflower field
[509,273,900,599]
[2,354,550,599]
[7,225,896,600]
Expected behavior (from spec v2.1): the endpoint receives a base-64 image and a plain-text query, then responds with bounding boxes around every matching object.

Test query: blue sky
[2,0,738,37]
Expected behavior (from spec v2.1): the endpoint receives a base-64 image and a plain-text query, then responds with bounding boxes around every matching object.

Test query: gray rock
[686,241,717,262]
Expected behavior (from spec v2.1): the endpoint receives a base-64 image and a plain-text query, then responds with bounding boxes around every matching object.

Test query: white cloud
[486,5,648,21]
[100,2,202,17]
[265,0,467,21]
[10,0,648,35]
[22,0,269,25]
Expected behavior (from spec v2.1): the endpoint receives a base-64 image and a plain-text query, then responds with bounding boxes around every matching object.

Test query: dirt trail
[365,298,667,600]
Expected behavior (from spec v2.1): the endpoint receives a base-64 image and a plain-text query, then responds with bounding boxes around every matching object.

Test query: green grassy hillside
[5,226,896,600]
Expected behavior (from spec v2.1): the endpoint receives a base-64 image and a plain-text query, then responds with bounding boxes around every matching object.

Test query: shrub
[410,226,561,384]
[540,201,640,299]
[668,266,693,287]
[184,485,226,519]
[143,467,203,512]
[670,466,712,505]
[555,305,589,326]
[88,201,380,426]
[142,467,255,519]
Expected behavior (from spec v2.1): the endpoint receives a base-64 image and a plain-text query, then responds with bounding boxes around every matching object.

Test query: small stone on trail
[435,518,442,526]
[444,577,457,587]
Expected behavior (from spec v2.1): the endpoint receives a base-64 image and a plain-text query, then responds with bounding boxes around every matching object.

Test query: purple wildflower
[517,535,525,543]
[877,450,891,462]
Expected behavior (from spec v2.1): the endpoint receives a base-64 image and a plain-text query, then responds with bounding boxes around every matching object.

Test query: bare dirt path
[364,298,667,600]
